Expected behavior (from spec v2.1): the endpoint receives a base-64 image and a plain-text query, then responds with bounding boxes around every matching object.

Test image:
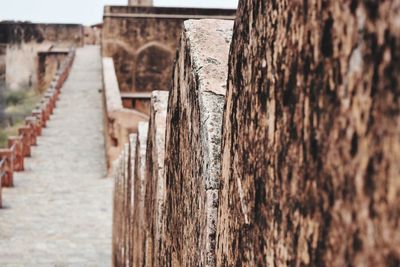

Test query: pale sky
[0,0,238,25]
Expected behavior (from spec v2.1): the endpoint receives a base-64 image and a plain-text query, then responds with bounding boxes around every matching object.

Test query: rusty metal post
[18,126,32,157]
[40,99,51,123]
[0,149,15,187]
[8,136,24,171]
[32,108,46,129]
[25,117,38,146]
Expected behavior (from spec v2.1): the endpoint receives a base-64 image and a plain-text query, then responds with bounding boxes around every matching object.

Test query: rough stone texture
[112,152,124,267]
[144,91,169,267]
[112,135,137,267]
[102,6,236,93]
[217,1,400,266]
[112,143,129,267]
[164,19,233,267]
[133,122,149,267]
[127,134,137,267]
[0,46,112,266]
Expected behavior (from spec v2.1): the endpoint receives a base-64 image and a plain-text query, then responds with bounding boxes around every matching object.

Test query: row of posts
[0,50,76,208]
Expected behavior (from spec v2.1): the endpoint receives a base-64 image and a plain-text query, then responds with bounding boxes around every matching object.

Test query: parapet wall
[111,1,400,266]
[216,0,400,266]
[111,19,233,267]
[164,19,232,267]
[144,91,168,267]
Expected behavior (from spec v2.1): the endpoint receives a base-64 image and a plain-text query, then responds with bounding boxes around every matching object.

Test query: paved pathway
[0,46,112,267]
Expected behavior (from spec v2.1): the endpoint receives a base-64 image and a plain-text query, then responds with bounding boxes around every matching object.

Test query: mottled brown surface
[112,144,129,267]
[102,6,236,93]
[217,0,400,266]
[164,20,233,267]
[133,122,148,267]
[144,91,168,267]
[112,135,136,267]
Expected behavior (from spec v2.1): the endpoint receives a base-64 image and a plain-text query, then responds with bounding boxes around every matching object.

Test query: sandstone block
[112,136,137,267]
[144,91,169,267]
[216,1,400,266]
[133,122,149,267]
[164,19,233,267]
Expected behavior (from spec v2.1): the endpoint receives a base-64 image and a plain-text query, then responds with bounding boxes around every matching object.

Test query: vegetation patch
[0,89,40,148]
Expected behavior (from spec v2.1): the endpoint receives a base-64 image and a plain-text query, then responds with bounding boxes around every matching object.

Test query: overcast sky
[0,0,238,25]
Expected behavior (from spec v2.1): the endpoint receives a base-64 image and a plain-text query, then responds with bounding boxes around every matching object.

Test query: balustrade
[0,49,76,208]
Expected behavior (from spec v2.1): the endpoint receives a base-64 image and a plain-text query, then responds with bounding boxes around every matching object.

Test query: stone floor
[0,46,112,267]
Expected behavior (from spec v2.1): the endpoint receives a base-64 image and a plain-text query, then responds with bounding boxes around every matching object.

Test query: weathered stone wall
[84,25,101,46]
[110,19,233,266]
[0,22,83,45]
[128,0,153,6]
[0,22,83,91]
[111,91,168,267]
[37,50,69,92]
[163,20,233,267]
[144,91,168,267]
[111,2,400,266]
[133,122,148,267]
[216,1,400,266]
[102,6,236,93]
[112,134,137,267]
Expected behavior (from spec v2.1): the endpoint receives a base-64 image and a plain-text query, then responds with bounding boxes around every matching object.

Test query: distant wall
[37,50,69,92]
[102,6,236,93]
[128,0,153,6]
[84,25,102,46]
[0,22,83,91]
[0,22,83,45]
[0,44,5,83]
[102,57,148,171]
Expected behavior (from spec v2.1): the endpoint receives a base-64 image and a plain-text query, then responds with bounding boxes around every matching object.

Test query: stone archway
[134,42,173,92]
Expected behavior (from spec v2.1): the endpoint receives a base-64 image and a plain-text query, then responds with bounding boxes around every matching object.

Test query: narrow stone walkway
[0,46,112,267]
